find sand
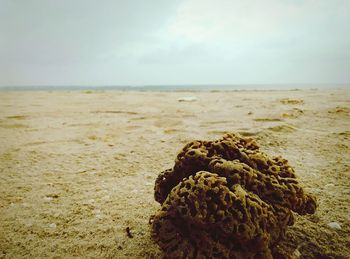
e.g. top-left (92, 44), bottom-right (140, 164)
top-left (0, 89), bottom-right (349, 258)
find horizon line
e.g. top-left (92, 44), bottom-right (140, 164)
top-left (0, 83), bottom-right (349, 88)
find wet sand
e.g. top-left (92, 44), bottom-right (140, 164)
top-left (0, 89), bottom-right (349, 258)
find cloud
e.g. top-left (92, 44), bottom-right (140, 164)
top-left (0, 0), bottom-right (349, 85)
top-left (165, 0), bottom-right (349, 44)
top-left (0, 0), bottom-right (181, 65)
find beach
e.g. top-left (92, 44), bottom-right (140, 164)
top-left (0, 89), bottom-right (349, 258)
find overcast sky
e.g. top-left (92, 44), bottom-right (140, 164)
top-left (0, 0), bottom-right (349, 86)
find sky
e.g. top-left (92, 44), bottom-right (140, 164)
top-left (0, 0), bottom-right (349, 87)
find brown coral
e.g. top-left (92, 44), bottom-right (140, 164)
top-left (152, 133), bottom-right (317, 258)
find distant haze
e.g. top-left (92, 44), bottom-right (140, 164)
top-left (1, 0), bottom-right (349, 87)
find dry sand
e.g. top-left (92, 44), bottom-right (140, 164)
top-left (0, 89), bottom-right (349, 258)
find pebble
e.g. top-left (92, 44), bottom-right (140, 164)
top-left (328, 222), bottom-right (341, 230)
top-left (43, 197), bottom-right (53, 202)
top-left (49, 223), bottom-right (57, 229)
top-left (177, 96), bottom-right (198, 102)
top-left (26, 222), bottom-right (33, 227)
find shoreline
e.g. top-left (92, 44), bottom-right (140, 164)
top-left (0, 84), bottom-right (348, 92)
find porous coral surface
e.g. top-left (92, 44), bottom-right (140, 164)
top-left (152, 133), bottom-right (317, 258)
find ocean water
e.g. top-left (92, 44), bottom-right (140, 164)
top-left (0, 84), bottom-right (348, 91)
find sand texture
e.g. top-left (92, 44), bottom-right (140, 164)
top-left (0, 89), bottom-right (349, 258)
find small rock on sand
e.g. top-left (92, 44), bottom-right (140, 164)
top-left (49, 223), bottom-right (57, 229)
top-left (95, 214), bottom-right (103, 219)
top-left (328, 222), bottom-right (341, 230)
top-left (177, 96), bottom-right (198, 102)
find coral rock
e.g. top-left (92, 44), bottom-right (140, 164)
top-left (152, 133), bottom-right (317, 258)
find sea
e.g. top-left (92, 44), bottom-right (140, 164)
top-left (0, 84), bottom-right (348, 91)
